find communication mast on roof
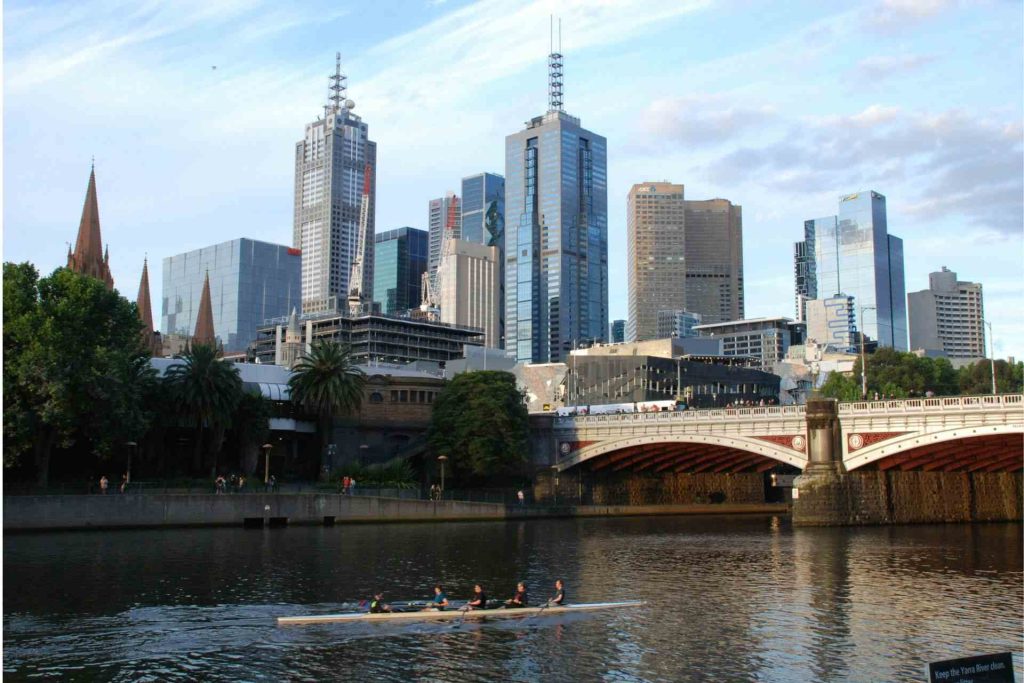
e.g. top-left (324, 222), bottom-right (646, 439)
top-left (324, 52), bottom-right (349, 118)
top-left (548, 16), bottom-right (563, 113)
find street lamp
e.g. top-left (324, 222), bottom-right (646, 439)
top-left (985, 321), bottom-right (997, 395)
top-left (437, 455), bottom-right (448, 498)
top-left (551, 465), bottom-right (559, 505)
top-left (262, 443), bottom-right (273, 486)
top-left (859, 305), bottom-right (877, 400)
top-left (125, 441), bottom-right (137, 484)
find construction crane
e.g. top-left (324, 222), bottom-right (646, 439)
top-left (347, 163), bottom-right (373, 316)
top-left (420, 195), bottom-right (459, 320)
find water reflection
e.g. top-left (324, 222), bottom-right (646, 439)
top-left (4, 517), bottom-right (1021, 682)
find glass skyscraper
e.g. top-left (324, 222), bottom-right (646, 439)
top-left (372, 227), bottom-right (428, 315)
top-left (504, 58), bottom-right (608, 363)
top-left (461, 173), bottom-right (505, 249)
top-left (804, 191), bottom-right (907, 350)
top-left (162, 238), bottom-right (301, 352)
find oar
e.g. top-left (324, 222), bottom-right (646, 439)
top-left (526, 599), bottom-right (553, 621)
top-left (450, 602), bottom-right (472, 628)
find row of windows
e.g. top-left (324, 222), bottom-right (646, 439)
top-left (367, 389), bottom-right (438, 404)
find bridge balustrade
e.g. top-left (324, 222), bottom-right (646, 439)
top-left (838, 394), bottom-right (1022, 414)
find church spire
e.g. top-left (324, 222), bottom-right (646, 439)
top-left (192, 271), bottom-right (216, 349)
top-left (67, 165), bottom-right (114, 289)
top-left (137, 258), bottom-right (160, 355)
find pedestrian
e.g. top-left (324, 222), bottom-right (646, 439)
top-left (350, 478), bottom-right (356, 496)
top-left (342, 475), bottom-right (351, 495)
top-left (238, 475), bottom-right (246, 493)
top-left (120, 473), bottom-right (128, 494)
top-left (99, 475), bottom-right (109, 495)
top-left (517, 490), bottom-right (525, 506)
top-left (268, 474), bottom-right (277, 492)
top-left (215, 475), bottom-right (226, 494)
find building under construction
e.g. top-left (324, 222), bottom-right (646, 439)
top-left (252, 310), bottom-right (483, 367)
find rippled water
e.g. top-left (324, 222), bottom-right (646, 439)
top-left (4, 516), bottom-right (1022, 682)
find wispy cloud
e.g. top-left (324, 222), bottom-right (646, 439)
top-left (854, 53), bottom-right (937, 80)
top-left (861, 0), bottom-right (957, 32)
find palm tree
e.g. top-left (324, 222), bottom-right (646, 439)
top-left (288, 340), bottom-right (366, 480)
top-left (164, 343), bottom-right (242, 477)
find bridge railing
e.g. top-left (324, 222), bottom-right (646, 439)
top-left (554, 404), bottom-right (806, 425)
top-left (838, 394), bottom-right (1023, 414)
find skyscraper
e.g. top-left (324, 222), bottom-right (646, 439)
top-left (372, 227), bottom-right (428, 315)
top-left (438, 240), bottom-right (502, 348)
top-left (627, 182), bottom-right (686, 341)
top-left (656, 310), bottom-right (702, 339)
top-left (683, 198), bottom-right (744, 324)
top-left (461, 173), bottom-right (505, 248)
top-left (610, 320), bottom-right (626, 343)
top-left (293, 54), bottom-right (376, 314)
top-left (504, 36), bottom-right (608, 363)
top-left (428, 193), bottom-right (461, 287)
top-left (806, 191), bottom-right (907, 350)
top-left (793, 238), bottom-right (816, 322)
top-left (908, 267), bottom-right (985, 361)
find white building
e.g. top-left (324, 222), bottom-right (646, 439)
top-left (656, 309), bottom-right (703, 339)
top-left (438, 240), bottom-right (502, 348)
top-left (806, 294), bottom-right (856, 352)
top-left (908, 267), bottom-right (985, 364)
top-left (694, 316), bottom-right (793, 371)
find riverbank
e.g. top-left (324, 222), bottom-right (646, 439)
top-left (2, 493), bottom-right (788, 532)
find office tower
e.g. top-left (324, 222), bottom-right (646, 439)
top-left (656, 310), bottom-right (703, 339)
top-left (908, 267), bottom-right (985, 361)
top-left (683, 198), bottom-right (744, 324)
top-left (293, 54), bottom-right (376, 314)
top-left (438, 240), bottom-right (502, 348)
top-left (807, 191), bottom-right (907, 350)
top-left (694, 317), bottom-right (793, 371)
top-left (66, 165), bottom-right (114, 290)
top-left (162, 238), bottom-right (301, 353)
top-left (461, 173), bottom-right (505, 248)
top-left (372, 227), bottom-right (428, 315)
top-left (610, 320), bottom-right (626, 343)
top-left (428, 193), bottom-right (461, 286)
top-left (626, 182), bottom-right (686, 341)
top-left (505, 36), bottom-right (608, 362)
top-left (806, 294), bottom-right (856, 352)
top-left (793, 238), bottom-right (816, 322)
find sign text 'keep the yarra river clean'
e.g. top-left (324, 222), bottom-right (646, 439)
top-left (928, 652), bottom-right (1015, 683)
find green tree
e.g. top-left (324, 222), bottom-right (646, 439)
top-left (164, 343), bottom-right (243, 477)
top-left (819, 371), bottom-right (861, 402)
top-left (427, 370), bottom-right (528, 483)
top-left (3, 264), bottom-right (153, 485)
top-left (288, 340), bottom-right (366, 480)
top-left (231, 389), bottom-right (271, 476)
top-left (958, 359), bottom-right (1024, 395)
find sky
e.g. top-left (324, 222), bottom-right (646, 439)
top-left (4, 0), bottom-right (1023, 358)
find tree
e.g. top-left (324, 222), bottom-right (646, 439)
top-left (958, 359), bottom-right (1024, 395)
top-left (819, 371), bottom-right (861, 402)
top-left (164, 343), bottom-right (243, 477)
top-left (427, 370), bottom-right (528, 484)
top-left (288, 340), bottom-right (365, 479)
top-left (231, 389), bottom-right (271, 476)
top-left (3, 264), bottom-right (153, 486)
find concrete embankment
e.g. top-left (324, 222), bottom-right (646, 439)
top-left (2, 494), bottom-right (789, 532)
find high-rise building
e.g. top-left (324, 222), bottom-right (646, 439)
top-left (461, 173), bottom-right (505, 248)
top-left (626, 182), bottom-right (686, 341)
top-left (908, 267), bottom-right (985, 361)
top-left (657, 310), bottom-right (703, 339)
top-left (505, 40), bottom-right (608, 363)
top-left (66, 165), bottom-right (114, 290)
top-left (694, 317), bottom-right (793, 371)
top-left (805, 191), bottom-right (907, 350)
top-left (372, 227), bottom-right (428, 315)
top-left (438, 240), bottom-right (502, 348)
top-left (793, 238), bottom-right (816, 322)
top-left (610, 320), bottom-right (626, 343)
top-left (683, 198), bottom-right (744, 324)
top-left (162, 238), bottom-right (301, 353)
top-left (293, 54), bottom-right (376, 314)
top-left (428, 193), bottom-right (461, 286)
top-left (806, 294), bottom-right (856, 352)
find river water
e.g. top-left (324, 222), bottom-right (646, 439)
top-left (4, 515), bottom-right (1022, 682)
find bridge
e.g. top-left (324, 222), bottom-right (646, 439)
top-left (550, 395), bottom-right (1023, 475)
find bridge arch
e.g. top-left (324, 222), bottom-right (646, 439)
top-left (556, 434), bottom-right (807, 473)
top-left (844, 424), bottom-right (1023, 472)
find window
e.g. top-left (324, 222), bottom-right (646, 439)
top-left (370, 392), bottom-right (383, 403)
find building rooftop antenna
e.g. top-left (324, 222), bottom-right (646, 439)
top-left (329, 51), bottom-right (347, 114)
top-left (548, 15), bottom-right (564, 113)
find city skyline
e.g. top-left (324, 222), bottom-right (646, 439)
top-left (4, 0), bottom-right (1022, 357)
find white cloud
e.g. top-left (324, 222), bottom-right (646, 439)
top-left (854, 53), bottom-right (937, 80)
top-left (862, 0), bottom-right (957, 31)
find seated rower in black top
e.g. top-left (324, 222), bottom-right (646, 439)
top-left (466, 584), bottom-right (487, 610)
top-left (369, 593), bottom-right (392, 614)
top-left (504, 582), bottom-right (528, 608)
top-left (550, 579), bottom-right (566, 606)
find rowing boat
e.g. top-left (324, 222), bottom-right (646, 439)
top-left (277, 600), bottom-right (644, 625)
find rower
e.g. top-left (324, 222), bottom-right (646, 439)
top-left (424, 584), bottom-right (449, 611)
top-left (466, 584), bottom-right (487, 610)
top-left (550, 579), bottom-right (566, 606)
top-left (369, 593), bottom-right (392, 614)
top-left (504, 582), bottom-right (528, 608)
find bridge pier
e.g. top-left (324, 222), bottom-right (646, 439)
top-left (793, 398), bottom-right (850, 526)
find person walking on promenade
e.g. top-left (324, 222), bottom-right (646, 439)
top-left (119, 473), bottom-right (128, 494)
top-left (342, 475), bottom-right (351, 495)
top-left (99, 475), bottom-right (109, 494)
top-left (350, 478), bottom-right (356, 496)
top-left (517, 490), bottom-right (525, 506)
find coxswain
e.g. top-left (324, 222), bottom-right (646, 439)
top-left (550, 579), bottom-right (566, 606)
top-left (504, 582), bottom-right (528, 608)
top-left (466, 584), bottom-right (488, 610)
top-left (424, 584), bottom-right (449, 611)
top-left (369, 593), bottom-right (392, 614)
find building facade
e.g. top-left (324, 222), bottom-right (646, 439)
top-left (372, 227), bottom-right (428, 315)
top-left (657, 309), bottom-right (703, 339)
top-left (793, 238), bottom-right (816, 322)
top-left (505, 52), bottom-right (608, 363)
top-left (428, 193), bottom-right (461, 287)
top-left (438, 240), bottom-right (502, 348)
top-left (683, 198), bottom-right (744, 324)
top-left (461, 173), bottom-right (505, 249)
top-left (805, 191), bottom-right (907, 350)
top-left (694, 317), bottom-right (793, 372)
top-left (626, 182), bottom-right (686, 341)
top-left (806, 294), bottom-right (856, 352)
top-left (293, 58), bottom-right (376, 314)
top-left (908, 267), bottom-right (985, 361)
top-left (162, 238), bottom-right (301, 352)
top-left (610, 320), bottom-right (626, 343)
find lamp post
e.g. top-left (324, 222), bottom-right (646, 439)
top-left (986, 321), bottom-right (997, 395)
top-left (262, 443), bottom-right (273, 486)
top-left (125, 441), bottom-right (137, 484)
top-left (551, 465), bottom-right (559, 505)
top-left (859, 305), bottom-right (876, 400)
top-left (437, 455), bottom-right (448, 498)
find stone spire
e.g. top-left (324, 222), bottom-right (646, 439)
top-left (192, 271), bottom-right (216, 348)
top-left (136, 258), bottom-right (160, 355)
top-left (67, 165), bottom-right (114, 289)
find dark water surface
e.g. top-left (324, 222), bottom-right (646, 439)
top-left (4, 516), bottom-right (1022, 682)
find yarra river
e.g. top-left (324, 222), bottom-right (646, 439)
top-left (4, 515), bottom-right (1022, 682)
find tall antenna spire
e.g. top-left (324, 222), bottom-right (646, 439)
top-left (329, 51), bottom-right (347, 114)
top-left (548, 16), bottom-right (564, 113)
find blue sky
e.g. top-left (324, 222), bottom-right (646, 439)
top-left (4, 0), bottom-right (1022, 358)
